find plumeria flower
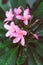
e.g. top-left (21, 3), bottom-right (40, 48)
top-left (13, 28), bottom-right (27, 46)
top-left (4, 22), bottom-right (19, 38)
top-left (16, 8), bottom-right (32, 25)
top-left (14, 7), bottom-right (22, 15)
top-left (32, 33), bottom-right (39, 40)
top-left (4, 8), bottom-right (14, 23)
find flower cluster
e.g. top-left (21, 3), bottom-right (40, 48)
top-left (4, 7), bottom-right (39, 46)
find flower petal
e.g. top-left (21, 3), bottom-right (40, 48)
top-left (21, 36), bottom-right (25, 46)
top-left (4, 24), bottom-right (10, 30)
top-left (23, 19), bottom-right (28, 25)
top-left (10, 22), bottom-right (15, 27)
top-left (4, 18), bottom-right (9, 22)
top-left (23, 9), bottom-right (29, 16)
top-left (5, 31), bottom-right (10, 37)
top-left (27, 15), bottom-right (32, 19)
top-left (33, 33), bottom-right (39, 40)
top-left (16, 15), bottom-right (24, 20)
top-left (6, 11), bottom-right (9, 17)
top-left (13, 37), bottom-right (21, 43)
top-left (22, 30), bottom-right (27, 36)
top-left (11, 32), bottom-right (20, 37)
top-left (14, 8), bottom-right (22, 15)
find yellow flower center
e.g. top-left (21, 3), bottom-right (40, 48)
top-left (20, 32), bottom-right (22, 36)
top-left (24, 17), bottom-right (26, 20)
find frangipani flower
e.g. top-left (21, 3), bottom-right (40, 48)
top-left (16, 9), bottom-right (32, 25)
top-left (4, 22), bottom-right (19, 38)
top-left (13, 28), bottom-right (27, 46)
top-left (14, 7), bottom-right (22, 15)
top-left (4, 8), bottom-right (14, 23)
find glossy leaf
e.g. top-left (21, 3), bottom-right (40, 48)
top-left (0, 39), bottom-right (12, 48)
top-left (36, 45), bottom-right (43, 57)
top-left (27, 0), bottom-right (36, 8)
top-left (29, 47), bottom-right (43, 65)
top-left (31, 40), bottom-right (43, 49)
top-left (18, 0), bottom-right (26, 7)
top-left (36, 30), bottom-right (43, 36)
top-left (0, 46), bottom-right (19, 65)
top-left (16, 47), bottom-right (27, 65)
top-left (0, 21), bottom-right (4, 30)
top-left (10, 0), bottom-right (26, 9)
top-left (0, 21), bottom-right (5, 37)
top-left (0, 0), bottom-right (10, 12)
top-left (28, 48), bottom-right (35, 65)
top-left (34, 2), bottom-right (43, 18)
top-left (0, 30), bottom-right (5, 37)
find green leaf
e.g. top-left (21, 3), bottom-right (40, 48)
top-left (28, 49), bottom-right (35, 65)
top-left (36, 45), bottom-right (43, 57)
top-left (36, 30), bottom-right (43, 36)
top-left (0, 0), bottom-right (10, 12)
top-left (10, 0), bottom-right (18, 8)
top-left (0, 39), bottom-right (12, 49)
top-left (29, 40), bottom-right (43, 57)
top-left (31, 40), bottom-right (43, 49)
top-left (10, 0), bottom-right (26, 9)
top-left (0, 21), bottom-right (4, 30)
top-left (0, 46), bottom-right (19, 65)
top-left (34, 2), bottom-right (43, 18)
top-left (0, 7), bottom-right (5, 21)
top-left (16, 47), bottom-right (27, 65)
top-left (18, 0), bottom-right (26, 7)
top-left (0, 29), bottom-right (5, 38)
top-left (27, 0), bottom-right (36, 8)
top-left (29, 47), bottom-right (43, 65)
top-left (0, 21), bottom-right (6, 37)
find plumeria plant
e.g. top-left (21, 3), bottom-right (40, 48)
top-left (4, 7), bottom-right (39, 46)
top-left (0, 0), bottom-right (43, 65)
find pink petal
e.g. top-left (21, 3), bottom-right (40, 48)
top-left (14, 7), bottom-right (22, 15)
top-left (4, 24), bottom-right (10, 30)
top-left (16, 28), bottom-right (22, 33)
top-left (10, 8), bottom-right (14, 17)
top-left (23, 19), bottom-right (28, 25)
top-left (13, 37), bottom-right (21, 43)
top-left (10, 8), bottom-right (12, 14)
top-left (6, 11), bottom-right (9, 17)
top-left (27, 15), bottom-right (32, 19)
top-left (22, 30), bottom-right (27, 36)
top-left (6, 8), bottom-right (14, 18)
top-left (10, 22), bottom-right (15, 27)
top-left (4, 17), bottom-right (13, 22)
top-left (16, 15), bottom-right (24, 20)
top-left (5, 31), bottom-right (10, 37)
top-left (21, 36), bottom-right (25, 46)
top-left (17, 7), bottom-right (22, 14)
top-left (11, 32), bottom-right (20, 37)
top-left (4, 18), bottom-right (9, 22)
top-left (33, 34), bottom-right (39, 40)
top-left (23, 9), bottom-right (29, 16)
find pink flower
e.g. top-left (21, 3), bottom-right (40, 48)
top-left (4, 22), bottom-right (19, 38)
top-left (13, 29), bottom-right (27, 46)
top-left (4, 8), bottom-right (14, 23)
top-left (32, 33), bottom-right (39, 40)
top-left (16, 8), bottom-right (32, 25)
top-left (14, 7), bottom-right (22, 15)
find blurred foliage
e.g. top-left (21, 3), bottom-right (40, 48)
top-left (0, 0), bottom-right (43, 65)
